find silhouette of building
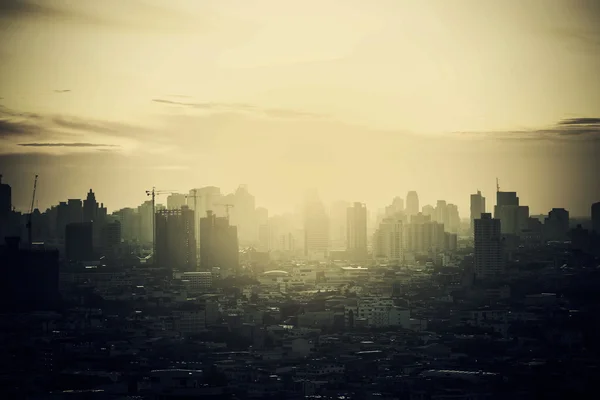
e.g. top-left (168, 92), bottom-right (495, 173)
top-left (67, 199), bottom-right (83, 225)
top-left (544, 208), bottom-right (570, 241)
top-left (405, 191), bottom-right (419, 217)
top-left (347, 202), bottom-right (367, 261)
top-left (65, 222), bottom-right (94, 262)
top-left (474, 213), bottom-right (504, 280)
top-left (404, 213), bottom-right (445, 254)
top-left (470, 190), bottom-right (486, 232)
top-left (373, 217), bottom-right (403, 263)
top-left (189, 186), bottom-right (223, 250)
top-left (83, 189), bottom-right (98, 223)
top-left (422, 204), bottom-right (435, 217)
top-left (592, 202), bottom-right (600, 234)
top-left (447, 203), bottom-right (460, 233)
top-left (0, 237), bottom-right (59, 313)
top-left (100, 221), bottom-right (121, 258)
top-left (0, 176), bottom-right (11, 241)
top-left (167, 193), bottom-right (187, 210)
top-left (304, 194), bottom-right (329, 259)
top-left (329, 200), bottom-right (350, 250)
top-left (200, 210), bottom-right (239, 277)
top-left (494, 191), bottom-right (529, 235)
top-left (155, 206), bottom-right (197, 271)
top-left (435, 200), bottom-right (448, 227)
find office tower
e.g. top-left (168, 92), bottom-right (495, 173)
top-left (330, 200), bottom-right (350, 249)
top-left (155, 206), bottom-right (197, 271)
top-left (544, 208), bottom-right (570, 241)
top-left (304, 193), bottom-right (329, 259)
top-left (83, 189), bottom-right (98, 222)
top-left (447, 204), bottom-right (460, 233)
top-left (470, 191), bottom-right (486, 231)
top-left (231, 185), bottom-right (257, 245)
top-left (66, 199), bottom-right (83, 225)
top-left (444, 232), bottom-right (458, 251)
top-left (474, 213), bottom-right (504, 280)
top-left (189, 186), bottom-right (223, 250)
top-left (347, 202), bottom-right (368, 261)
top-left (0, 176), bottom-right (11, 241)
top-left (137, 200), bottom-right (154, 243)
top-left (0, 237), bottom-right (60, 313)
top-left (65, 222), bottom-right (94, 262)
top-left (434, 200), bottom-right (449, 227)
top-left (113, 207), bottom-right (140, 241)
top-left (494, 190), bottom-right (528, 235)
top-left (405, 214), bottom-right (445, 254)
top-left (200, 210), bottom-right (239, 277)
top-left (167, 193), bottom-right (187, 210)
top-left (405, 191), bottom-right (419, 217)
top-left (100, 221), bottom-right (121, 258)
top-left (592, 202), bottom-right (600, 234)
top-left (422, 204), bottom-right (435, 217)
top-left (373, 218), bottom-right (403, 263)
top-left (385, 197), bottom-right (404, 217)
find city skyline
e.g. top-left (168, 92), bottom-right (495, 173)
top-left (1, 0), bottom-right (599, 215)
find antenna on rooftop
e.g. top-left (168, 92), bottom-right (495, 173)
top-left (496, 178), bottom-right (500, 193)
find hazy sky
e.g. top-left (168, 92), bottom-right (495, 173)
top-left (0, 0), bottom-right (599, 216)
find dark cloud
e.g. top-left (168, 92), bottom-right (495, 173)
top-left (152, 98), bottom-right (327, 120)
top-left (18, 142), bottom-right (119, 148)
top-left (53, 89), bottom-right (71, 93)
top-left (456, 117), bottom-right (600, 142)
top-left (0, 118), bottom-right (39, 137)
top-left (51, 116), bottom-right (123, 135)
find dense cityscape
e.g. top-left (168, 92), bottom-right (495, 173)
top-left (1, 176), bottom-right (600, 399)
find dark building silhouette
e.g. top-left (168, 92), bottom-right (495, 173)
top-left (100, 221), bottom-right (121, 258)
top-left (65, 222), bottom-right (94, 262)
top-left (83, 189), bottom-right (98, 223)
top-left (470, 190), bottom-right (486, 232)
top-left (0, 175), bottom-right (11, 241)
top-left (494, 190), bottom-right (529, 235)
top-left (544, 208), bottom-right (570, 241)
top-left (474, 213), bottom-right (503, 280)
top-left (200, 210), bottom-right (238, 277)
top-left (155, 206), bottom-right (197, 271)
top-left (347, 202), bottom-right (367, 261)
top-left (0, 237), bottom-right (59, 313)
top-left (592, 202), bottom-right (600, 234)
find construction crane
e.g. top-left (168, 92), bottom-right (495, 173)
top-left (216, 203), bottom-right (235, 220)
top-left (26, 174), bottom-right (38, 248)
top-left (496, 177), bottom-right (500, 193)
top-left (145, 187), bottom-right (176, 261)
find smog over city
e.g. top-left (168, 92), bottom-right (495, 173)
top-left (0, 1), bottom-right (599, 399)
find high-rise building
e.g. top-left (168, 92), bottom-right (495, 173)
top-left (435, 200), bottom-right (448, 226)
top-left (200, 210), bottom-right (239, 277)
top-left (406, 191), bottom-right (419, 217)
top-left (167, 193), bottom-right (187, 210)
top-left (592, 202), bottom-right (600, 234)
top-left (0, 176), bottom-right (12, 241)
top-left (155, 206), bottom-right (197, 271)
top-left (189, 186), bottom-right (223, 250)
top-left (137, 201), bottom-right (154, 243)
top-left (83, 189), bottom-right (98, 223)
top-left (447, 204), bottom-right (460, 233)
top-left (385, 197), bottom-right (404, 217)
top-left (329, 200), bottom-right (351, 250)
top-left (544, 208), bottom-right (570, 241)
top-left (304, 193), bottom-right (329, 259)
top-left (373, 218), bottom-right (403, 263)
top-left (100, 221), bottom-right (122, 258)
top-left (65, 222), bottom-right (94, 262)
top-left (231, 185), bottom-right (257, 245)
top-left (405, 213), bottom-right (445, 254)
top-left (474, 213), bottom-right (503, 280)
top-left (494, 191), bottom-right (528, 235)
top-left (422, 204), bottom-right (435, 217)
top-left (470, 191), bottom-right (486, 231)
top-left (347, 202), bottom-right (367, 261)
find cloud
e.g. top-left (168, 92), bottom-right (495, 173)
top-left (18, 142), bottom-right (119, 148)
top-left (151, 98), bottom-right (327, 120)
top-left (455, 117), bottom-right (600, 142)
top-left (53, 89), bottom-right (71, 93)
top-left (0, 118), bottom-right (40, 137)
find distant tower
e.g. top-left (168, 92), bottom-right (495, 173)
top-left (474, 213), bottom-right (504, 280)
top-left (470, 190), bottom-right (486, 233)
top-left (155, 206), bottom-right (197, 271)
top-left (405, 191), bottom-right (419, 217)
top-left (347, 202), bottom-right (367, 262)
top-left (544, 208), bottom-right (570, 241)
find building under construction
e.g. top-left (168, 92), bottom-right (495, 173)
top-left (200, 210), bottom-right (239, 277)
top-left (155, 206), bottom-right (197, 271)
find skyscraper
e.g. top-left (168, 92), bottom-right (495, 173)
top-left (65, 222), bottom-right (94, 262)
top-left (405, 213), bottom-right (445, 254)
top-left (494, 190), bottom-right (528, 235)
top-left (83, 189), bottom-right (98, 223)
top-left (200, 210), bottom-right (239, 277)
top-left (544, 208), bottom-right (570, 241)
top-left (474, 213), bottom-right (503, 280)
top-left (405, 191), bottom-right (419, 217)
top-left (470, 190), bottom-right (486, 232)
top-left (592, 202), bottom-right (600, 234)
top-left (155, 206), bottom-right (197, 271)
top-left (347, 202), bottom-right (367, 261)
top-left (0, 176), bottom-right (11, 241)
top-left (373, 217), bottom-right (403, 263)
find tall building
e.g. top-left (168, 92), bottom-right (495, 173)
top-left (422, 204), bottom-right (435, 217)
top-left (544, 208), bottom-right (570, 241)
top-left (474, 213), bottom-right (503, 280)
top-left (435, 200), bottom-right (449, 227)
top-left (347, 202), bottom-right (368, 261)
top-left (0, 237), bottom-right (60, 313)
top-left (189, 186), bottom-right (223, 250)
top-left (385, 197), bottom-right (404, 217)
top-left (200, 210), bottom-right (239, 277)
top-left (329, 200), bottom-right (351, 250)
top-left (494, 190), bottom-right (528, 235)
top-left (137, 200), bottom-right (154, 243)
top-left (83, 189), bottom-right (98, 223)
top-left (405, 191), bottom-right (419, 217)
top-left (405, 214), bottom-right (445, 254)
top-left (155, 206), bottom-right (197, 271)
top-left (65, 222), bottom-right (94, 262)
top-left (447, 204), bottom-right (460, 233)
top-left (230, 185), bottom-right (257, 245)
top-left (100, 221), bottom-right (122, 258)
top-left (470, 191), bottom-right (486, 231)
top-left (592, 202), bottom-right (600, 234)
top-left (0, 176), bottom-right (11, 241)
top-left (373, 218), bottom-right (403, 263)
top-left (304, 194), bottom-right (329, 259)
top-left (66, 199), bottom-right (83, 225)
top-left (167, 193), bottom-right (187, 210)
